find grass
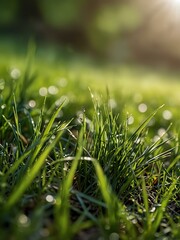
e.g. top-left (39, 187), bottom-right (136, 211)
top-left (0, 42), bottom-right (179, 239)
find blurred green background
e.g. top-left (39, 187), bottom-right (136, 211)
top-left (1, 0), bottom-right (180, 65)
top-left (0, 0), bottom-right (139, 59)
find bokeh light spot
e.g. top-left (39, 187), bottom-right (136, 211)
top-left (39, 87), bottom-right (48, 96)
top-left (108, 98), bottom-right (117, 109)
top-left (48, 85), bottom-right (58, 95)
top-left (28, 100), bottom-right (36, 108)
top-left (55, 95), bottom-right (69, 106)
top-left (46, 194), bottom-right (55, 203)
top-left (138, 103), bottom-right (147, 113)
top-left (10, 68), bottom-right (21, 79)
top-left (158, 128), bottom-right (166, 137)
top-left (1, 104), bottom-right (6, 109)
top-left (162, 110), bottom-right (172, 120)
top-left (109, 232), bottom-right (119, 240)
top-left (153, 135), bottom-right (161, 142)
top-left (18, 214), bottom-right (30, 227)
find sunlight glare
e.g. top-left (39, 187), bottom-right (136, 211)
top-left (159, 0), bottom-right (180, 6)
top-left (163, 0), bottom-right (180, 11)
top-left (173, 0), bottom-right (180, 5)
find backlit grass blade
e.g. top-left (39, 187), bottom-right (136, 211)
top-left (151, 179), bottom-right (177, 234)
top-left (4, 149), bottom-right (31, 178)
top-left (5, 122), bottom-right (67, 210)
top-left (141, 177), bottom-right (151, 230)
top-left (55, 128), bottom-right (84, 240)
top-left (167, 155), bottom-right (180, 172)
top-left (28, 101), bottom-right (66, 166)
top-left (129, 105), bottom-right (165, 141)
top-left (92, 158), bottom-right (137, 239)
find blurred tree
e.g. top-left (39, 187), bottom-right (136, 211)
top-left (0, 0), bottom-right (140, 60)
top-left (86, 2), bottom-right (140, 57)
top-left (18, 0), bottom-right (42, 23)
top-left (37, 0), bottom-right (84, 29)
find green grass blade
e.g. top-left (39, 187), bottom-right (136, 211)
top-left (151, 179), bottom-right (177, 233)
top-left (29, 101), bottom-right (66, 166)
top-left (141, 177), bottom-right (151, 230)
top-left (129, 105), bottom-right (164, 141)
top-left (5, 123), bottom-right (67, 210)
top-left (55, 128), bottom-right (84, 240)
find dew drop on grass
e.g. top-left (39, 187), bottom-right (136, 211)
top-left (55, 95), bottom-right (69, 106)
top-left (10, 68), bottom-right (21, 79)
top-left (1, 104), bottom-right (6, 109)
top-left (127, 116), bottom-right (134, 125)
top-left (132, 218), bottom-right (138, 224)
top-left (150, 206), bottom-right (156, 213)
top-left (162, 110), bottom-right (172, 120)
top-left (127, 214), bottom-right (138, 224)
top-left (134, 137), bottom-right (141, 144)
top-left (63, 162), bottom-right (69, 171)
top-left (51, 135), bottom-right (56, 140)
top-left (138, 103), bottom-right (147, 113)
top-left (90, 92), bottom-right (94, 98)
top-left (163, 227), bottom-right (172, 234)
top-left (39, 87), bottom-right (48, 96)
top-left (153, 135), bottom-right (160, 142)
top-left (46, 194), bottom-right (55, 203)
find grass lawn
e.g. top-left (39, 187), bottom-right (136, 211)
top-left (0, 40), bottom-right (179, 240)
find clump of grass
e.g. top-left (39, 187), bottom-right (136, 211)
top-left (0, 51), bottom-right (179, 240)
